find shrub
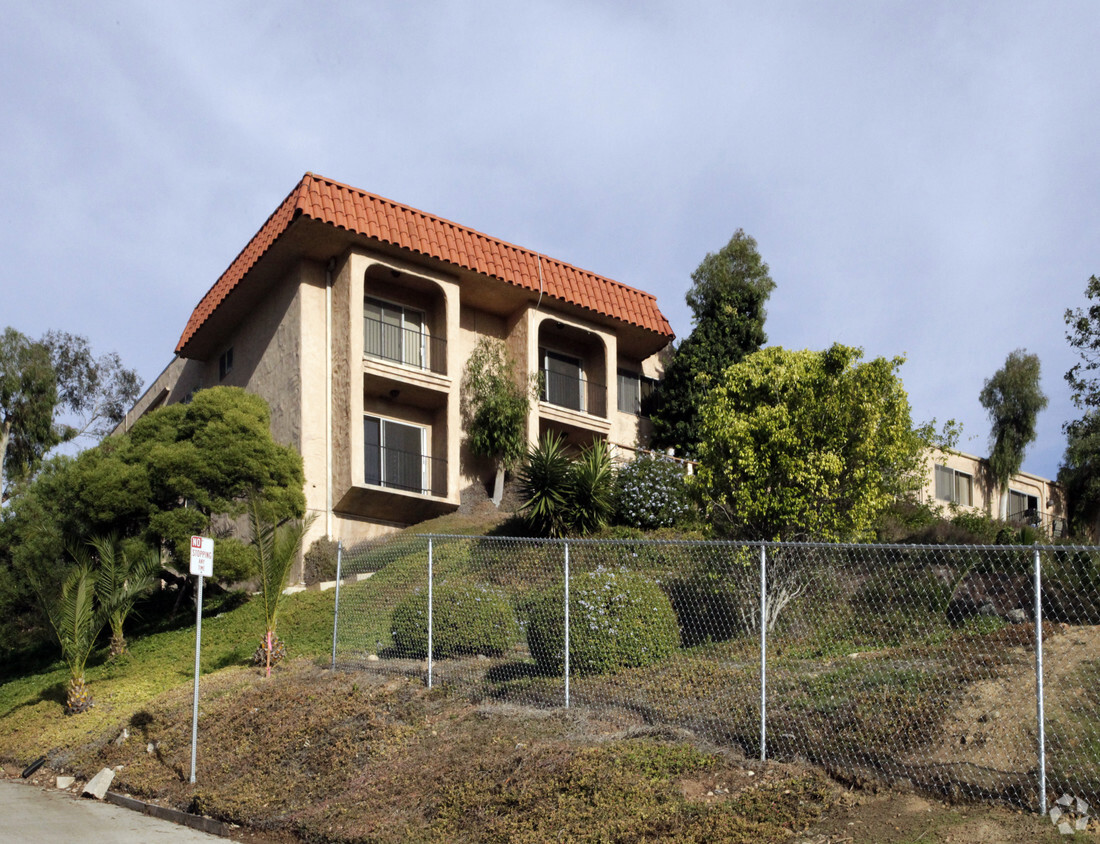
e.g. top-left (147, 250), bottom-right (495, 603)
top-left (518, 433), bottom-right (614, 537)
top-left (391, 581), bottom-right (519, 659)
top-left (213, 537), bottom-right (257, 585)
top-left (612, 455), bottom-right (691, 530)
top-left (303, 536), bottom-right (339, 585)
top-left (525, 568), bottom-right (679, 675)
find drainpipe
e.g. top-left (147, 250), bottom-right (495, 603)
top-left (325, 257), bottom-right (335, 540)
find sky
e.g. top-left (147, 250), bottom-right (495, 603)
top-left (2, 1), bottom-right (1098, 480)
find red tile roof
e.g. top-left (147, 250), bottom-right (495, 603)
top-left (176, 173), bottom-right (674, 354)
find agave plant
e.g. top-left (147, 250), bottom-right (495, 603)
top-left (42, 563), bottom-right (106, 714)
top-left (89, 535), bottom-right (161, 657)
top-left (248, 496), bottom-right (315, 676)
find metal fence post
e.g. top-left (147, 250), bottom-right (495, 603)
top-left (427, 537), bottom-right (434, 690)
top-left (564, 541), bottom-right (570, 709)
top-left (759, 543), bottom-right (768, 762)
top-left (1033, 544), bottom-right (1046, 814)
top-left (330, 540), bottom-right (343, 670)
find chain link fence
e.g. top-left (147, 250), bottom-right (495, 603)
top-left (331, 534), bottom-right (1100, 814)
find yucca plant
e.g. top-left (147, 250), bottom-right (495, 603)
top-left (248, 496), bottom-right (315, 676)
top-left (88, 535), bottom-right (161, 658)
top-left (518, 431), bottom-right (573, 537)
top-left (568, 438), bottom-right (614, 535)
top-left (41, 563), bottom-right (106, 714)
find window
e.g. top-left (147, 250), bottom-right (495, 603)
top-left (617, 369), bottom-right (656, 416)
top-left (1008, 490), bottom-right (1039, 521)
top-left (218, 347), bottom-right (233, 381)
top-left (934, 465), bottom-right (973, 506)
top-left (364, 416), bottom-right (426, 493)
top-left (541, 349), bottom-right (584, 411)
top-left (364, 298), bottom-right (425, 368)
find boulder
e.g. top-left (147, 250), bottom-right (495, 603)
top-left (82, 767), bottom-right (115, 800)
top-left (947, 572), bottom-right (1032, 624)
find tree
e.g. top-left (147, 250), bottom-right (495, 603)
top-left (651, 230), bottom-right (775, 456)
top-left (978, 349), bottom-right (1047, 520)
top-left (248, 496), bottom-right (315, 676)
top-left (0, 326), bottom-right (141, 501)
top-left (39, 561), bottom-right (106, 714)
top-left (0, 328), bottom-right (58, 498)
top-left (85, 534), bottom-right (161, 657)
top-left (1065, 275), bottom-right (1100, 408)
top-left (1059, 411), bottom-right (1100, 536)
top-left (462, 338), bottom-right (531, 506)
top-left (696, 344), bottom-right (926, 542)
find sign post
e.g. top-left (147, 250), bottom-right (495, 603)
top-left (188, 535), bottom-right (213, 785)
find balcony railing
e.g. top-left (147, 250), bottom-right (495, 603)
top-left (364, 317), bottom-right (446, 375)
top-left (540, 370), bottom-right (607, 418)
top-left (365, 446), bottom-right (447, 497)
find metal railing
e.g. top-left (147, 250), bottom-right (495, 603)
top-left (540, 370), bottom-right (607, 417)
top-left (332, 535), bottom-right (1100, 816)
top-left (365, 447), bottom-right (446, 497)
top-left (364, 317), bottom-right (446, 375)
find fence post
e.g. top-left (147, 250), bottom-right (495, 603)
top-left (564, 541), bottom-right (570, 709)
top-left (427, 537), bottom-right (434, 690)
top-left (759, 543), bottom-right (768, 762)
top-left (330, 540), bottom-right (343, 670)
top-left (1033, 543), bottom-right (1046, 814)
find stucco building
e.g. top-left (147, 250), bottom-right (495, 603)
top-left (119, 173), bottom-right (675, 547)
top-left (918, 447), bottom-right (1067, 538)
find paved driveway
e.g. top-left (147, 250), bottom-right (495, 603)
top-left (0, 779), bottom-right (223, 842)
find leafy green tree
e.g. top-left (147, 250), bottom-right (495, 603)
top-left (1, 328), bottom-right (58, 497)
top-left (1065, 275), bottom-right (1100, 408)
top-left (696, 344), bottom-right (925, 541)
top-left (248, 497), bottom-right (315, 676)
top-left (463, 338), bottom-right (531, 506)
top-left (0, 327), bottom-right (141, 500)
top-left (978, 349), bottom-right (1047, 519)
top-left (1059, 411), bottom-right (1100, 536)
top-left (651, 231), bottom-right (775, 456)
top-left (39, 561), bottom-right (106, 714)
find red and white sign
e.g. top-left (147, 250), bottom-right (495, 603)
top-left (189, 536), bottom-right (214, 577)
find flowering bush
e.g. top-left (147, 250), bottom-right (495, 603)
top-left (612, 455), bottom-right (692, 530)
top-left (525, 567), bottom-right (679, 675)
top-left (391, 581), bottom-right (519, 658)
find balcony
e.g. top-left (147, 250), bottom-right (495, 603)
top-left (364, 316), bottom-right (446, 375)
top-left (365, 445), bottom-right (447, 498)
top-left (541, 370), bottom-right (607, 418)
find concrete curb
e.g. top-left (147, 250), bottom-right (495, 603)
top-left (104, 791), bottom-right (231, 837)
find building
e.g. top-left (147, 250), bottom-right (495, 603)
top-left (119, 173), bottom-right (675, 548)
top-left (919, 447), bottom-right (1067, 537)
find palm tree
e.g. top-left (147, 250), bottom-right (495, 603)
top-left (41, 563), bottom-right (105, 714)
top-left (89, 535), bottom-right (161, 657)
top-left (248, 496), bottom-right (315, 676)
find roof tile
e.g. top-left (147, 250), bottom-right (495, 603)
top-left (177, 173), bottom-right (674, 353)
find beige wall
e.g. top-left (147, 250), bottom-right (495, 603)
top-left (118, 238), bottom-right (670, 572)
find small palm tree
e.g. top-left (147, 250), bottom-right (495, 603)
top-left (41, 563), bottom-right (105, 714)
top-left (248, 496), bottom-right (315, 676)
top-left (518, 431), bottom-right (573, 537)
top-left (89, 535), bottom-right (161, 657)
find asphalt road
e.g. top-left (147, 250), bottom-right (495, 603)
top-left (0, 778), bottom-right (224, 842)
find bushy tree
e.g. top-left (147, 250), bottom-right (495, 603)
top-left (0, 327), bottom-right (140, 500)
top-left (696, 344), bottom-right (925, 541)
top-left (978, 349), bottom-right (1047, 519)
top-left (1061, 277), bottom-right (1100, 536)
top-left (651, 231), bottom-right (775, 456)
top-left (463, 338), bottom-right (532, 506)
top-left (1065, 275), bottom-right (1100, 408)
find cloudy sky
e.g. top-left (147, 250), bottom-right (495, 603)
top-left (3, 2), bottom-right (1097, 479)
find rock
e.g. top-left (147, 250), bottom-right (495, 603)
top-left (947, 573), bottom-right (1032, 623)
top-left (1057, 793), bottom-right (1074, 807)
top-left (146, 742), bottom-right (156, 754)
top-left (1058, 820), bottom-right (1074, 834)
top-left (114, 727), bottom-right (129, 745)
top-left (1076, 817), bottom-right (1089, 832)
top-left (82, 767), bottom-right (115, 800)
top-left (1006, 608), bottom-right (1028, 624)
top-left (1077, 797), bottom-right (1090, 814)
top-left (367, 654), bottom-right (379, 662)
top-left (1051, 807), bottom-right (1063, 824)
top-left (55, 776), bottom-right (74, 789)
